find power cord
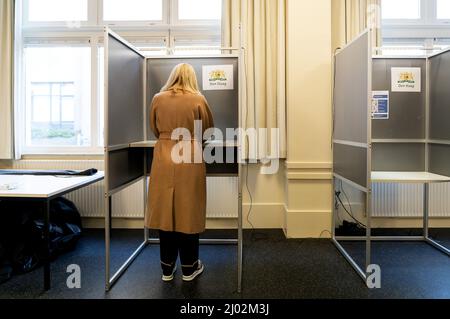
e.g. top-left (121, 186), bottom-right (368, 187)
top-left (335, 181), bottom-right (367, 229)
top-left (319, 230), bottom-right (332, 238)
top-left (245, 159), bottom-right (255, 230)
top-left (241, 38), bottom-right (268, 242)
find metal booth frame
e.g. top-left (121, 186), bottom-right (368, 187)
top-left (331, 30), bottom-right (450, 285)
top-left (103, 28), bottom-right (244, 293)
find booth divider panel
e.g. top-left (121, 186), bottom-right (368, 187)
top-left (108, 148), bottom-right (145, 190)
top-left (429, 144), bottom-right (450, 177)
top-left (372, 58), bottom-right (426, 139)
top-left (430, 51), bottom-right (450, 140)
top-left (372, 143), bottom-right (425, 172)
top-left (144, 147), bottom-right (238, 175)
top-left (146, 57), bottom-right (239, 141)
top-left (333, 32), bottom-right (369, 144)
top-left (107, 35), bottom-right (144, 147)
top-left (333, 143), bottom-right (368, 188)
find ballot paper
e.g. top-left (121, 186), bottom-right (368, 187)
top-left (0, 183), bottom-right (19, 191)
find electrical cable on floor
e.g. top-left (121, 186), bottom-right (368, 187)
top-left (244, 160), bottom-right (269, 242)
top-left (335, 180), bottom-right (367, 228)
top-left (319, 230), bottom-right (332, 238)
top-left (335, 196), bottom-right (343, 224)
top-left (241, 43), bottom-right (268, 242)
top-left (340, 180), bottom-right (354, 215)
top-left (245, 158), bottom-right (255, 230)
top-left (241, 42), bottom-right (255, 236)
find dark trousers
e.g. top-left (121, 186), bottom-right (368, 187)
top-left (159, 230), bottom-right (200, 275)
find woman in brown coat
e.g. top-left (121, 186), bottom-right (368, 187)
top-left (145, 63), bottom-right (214, 282)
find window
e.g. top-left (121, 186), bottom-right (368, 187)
top-left (24, 46), bottom-right (91, 148)
top-left (27, 0), bottom-right (88, 22)
top-left (382, 0), bottom-right (421, 20)
top-left (31, 82), bottom-right (75, 126)
top-left (177, 0), bottom-right (222, 21)
top-left (381, 0), bottom-right (450, 54)
top-left (18, 0), bottom-right (222, 155)
top-left (437, 0), bottom-right (450, 20)
top-left (103, 0), bottom-right (163, 22)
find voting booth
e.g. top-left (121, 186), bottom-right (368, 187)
top-left (332, 30), bottom-right (450, 284)
top-left (103, 28), bottom-right (243, 292)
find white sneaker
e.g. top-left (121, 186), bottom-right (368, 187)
top-left (162, 266), bottom-right (177, 282)
top-left (182, 260), bottom-right (204, 282)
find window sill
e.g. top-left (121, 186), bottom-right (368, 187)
top-left (383, 24), bottom-right (450, 39)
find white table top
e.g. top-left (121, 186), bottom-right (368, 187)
top-left (0, 172), bottom-right (104, 199)
top-left (129, 141), bottom-right (157, 148)
top-left (371, 171), bottom-right (450, 183)
top-left (129, 140), bottom-right (239, 148)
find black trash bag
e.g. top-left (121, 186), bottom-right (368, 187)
top-left (0, 197), bottom-right (83, 276)
top-left (49, 197), bottom-right (82, 230)
top-left (0, 243), bottom-right (13, 284)
top-left (32, 220), bottom-right (81, 258)
top-left (0, 201), bottom-right (41, 274)
top-left (48, 197), bottom-right (83, 256)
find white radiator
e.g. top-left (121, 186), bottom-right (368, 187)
top-left (12, 160), bottom-right (238, 219)
top-left (372, 183), bottom-right (450, 217)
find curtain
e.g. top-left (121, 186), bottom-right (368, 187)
top-left (222, 0), bottom-right (287, 160)
top-left (0, 0), bottom-right (14, 159)
top-left (332, 0), bottom-right (381, 51)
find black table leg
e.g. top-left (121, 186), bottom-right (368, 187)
top-left (43, 199), bottom-right (51, 291)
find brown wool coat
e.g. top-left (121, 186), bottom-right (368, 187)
top-left (145, 91), bottom-right (214, 234)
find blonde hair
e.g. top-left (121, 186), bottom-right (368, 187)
top-left (161, 63), bottom-right (201, 94)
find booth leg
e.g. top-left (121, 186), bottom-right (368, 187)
top-left (237, 188), bottom-right (243, 294)
top-left (423, 183), bottom-right (430, 239)
top-left (423, 183), bottom-right (450, 256)
top-left (331, 178), bottom-right (336, 239)
top-left (143, 151), bottom-right (149, 243)
top-left (105, 195), bottom-right (112, 292)
top-left (331, 177), bottom-right (369, 285)
top-left (236, 162), bottom-right (243, 294)
top-left (365, 190), bottom-right (372, 285)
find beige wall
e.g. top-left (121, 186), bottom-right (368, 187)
top-left (284, 0), bottom-right (333, 238)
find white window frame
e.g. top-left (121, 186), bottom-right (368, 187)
top-left (381, 0), bottom-right (426, 25)
top-left (22, 0), bottom-right (97, 28)
top-left (383, 0), bottom-right (450, 39)
top-left (17, 0), bottom-right (222, 156)
top-left (434, 0), bottom-right (450, 24)
top-left (19, 36), bottom-right (103, 155)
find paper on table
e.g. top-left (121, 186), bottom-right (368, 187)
top-left (0, 183), bottom-right (19, 190)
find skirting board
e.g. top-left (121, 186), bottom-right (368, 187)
top-left (284, 209), bottom-right (332, 239)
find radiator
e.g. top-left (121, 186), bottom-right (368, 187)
top-left (13, 160), bottom-right (238, 219)
top-left (372, 183), bottom-right (450, 217)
